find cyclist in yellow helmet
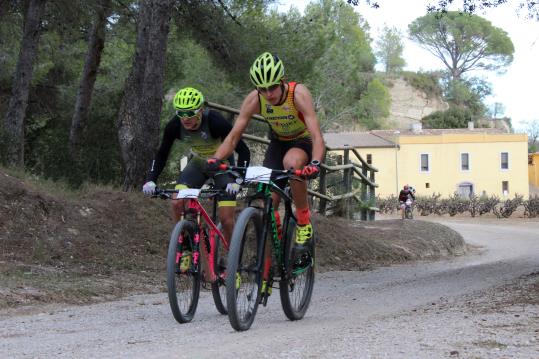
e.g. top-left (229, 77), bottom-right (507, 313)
top-left (210, 52), bottom-right (325, 261)
top-left (142, 87), bottom-right (250, 242)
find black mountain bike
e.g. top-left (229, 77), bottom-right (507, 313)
top-left (220, 165), bottom-right (316, 331)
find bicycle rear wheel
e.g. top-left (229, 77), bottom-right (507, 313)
top-left (279, 219), bottom-right (315, 321)
top-left (211, 223), bottom-right (228, 315)
top-left (167, 220), bottom-right (200, 323)
top-left (225, 207), bottom-right (264, 331)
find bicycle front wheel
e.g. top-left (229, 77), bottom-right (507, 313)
top-left (211, 223), bottom-right (228, 315)
top-left (279, 219), bottom-right (315, 321)
top-left (167, 220), bottom-right (200, 323)
top-left (405, 207), bottom-right (413, 219)
top-left (226, 207), bottom-right (264, 331)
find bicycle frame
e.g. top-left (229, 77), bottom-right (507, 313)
top-left (159, 189), bottom-right (229, 283)
top-left (251, 183), bottom-right (294, 275)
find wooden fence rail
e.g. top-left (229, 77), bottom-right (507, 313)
top-left (207, 102), bottom-right (378, 220)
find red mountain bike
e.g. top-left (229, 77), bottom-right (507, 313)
top-left (154, 187), bottom-right (229, 323)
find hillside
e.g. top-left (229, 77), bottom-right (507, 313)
top-left (387, 77), bottom-right (449, 129)
top-left (0, 169), bottom-right (465, 309)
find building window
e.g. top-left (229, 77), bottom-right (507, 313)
top-left (502, 181), bottom-right (509, 196)
top-left (461, 153), bottom-right (470, 171)
top-left (420, 153), bottom-right (430, 172)
top-left (458, 182), bottom-right (474, 198)
top-left (501, 152), bottom-right (509, 170)
top-left (425, 183), bottom-right (430, 188)
top-left (366, 154), bottom-right (372, 164)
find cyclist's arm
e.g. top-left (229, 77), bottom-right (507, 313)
top-left (208, 111), bottom-right (251, 167)
top-left (147, 119), bottom-right (178, 182)
top-left (213, 90), bottom-right (259, 161)
top-left (294, 84), bottom-right (325, 163)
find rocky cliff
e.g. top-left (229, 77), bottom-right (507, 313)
top-left (387, 77), bottom-right (448, 130)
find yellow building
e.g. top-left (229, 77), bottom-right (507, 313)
top-left (530, 152), bottom-right (539, 187)
top-left (324, 126), bottom-right (529, 198)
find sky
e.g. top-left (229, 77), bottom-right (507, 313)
top-left (275, 0), bottom-right (539, 132)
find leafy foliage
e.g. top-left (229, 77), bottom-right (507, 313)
top-left (401, 71), bottom-right (443, 98)
top-left (493, 194), bottom-right (523, 218)
top-left (523, 195), bottom-right (539, 218)
top-left (375, 26), bottom-right (405, 73)
top-left (379, 192), bottom-right (534, 218)
top-left (409, 11), bottom-right (514, 80)
top-left (422, 106), bottom-right (473, 129)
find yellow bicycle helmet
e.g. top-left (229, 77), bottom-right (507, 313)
top-left (173, 87), bottom-right (204, 110)
top-left (249, 52), bottom-right (284, 88)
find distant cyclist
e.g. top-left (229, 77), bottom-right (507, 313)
top-left (209, 52), bottom-right (325, 262)
top-left (142, 87), bottom-right (250, 242)
top-left (398, 184), bottom-right (415, 219)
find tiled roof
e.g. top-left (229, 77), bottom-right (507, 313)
top-left (323, 132), bottom-right (395, 149)
top-left (324, 127), bottom-right (519, 149)
top-left (371, 127), bottom-right (507, 141)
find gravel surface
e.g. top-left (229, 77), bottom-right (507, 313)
top-left (1, 219), bottom-right (538, 358)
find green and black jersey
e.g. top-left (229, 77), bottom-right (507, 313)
top-left (147, 109), bottom-right (250, 182)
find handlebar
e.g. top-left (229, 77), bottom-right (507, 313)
top-left (152, 187), bottom-right (221, 200)
top-left (216, 164), bottom-right (304, 179)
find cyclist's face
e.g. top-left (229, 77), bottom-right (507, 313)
top-left (257, 83), bottom-right (282, 104)
top-left (179, 110), bottom-right (202, 130)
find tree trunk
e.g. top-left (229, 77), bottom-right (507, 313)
top-left (68, 0), bottom-right (111, 162)
top-left (117, 0), bottom-right (174, 191)
top-left (2, 0), bottom-right (47, 167)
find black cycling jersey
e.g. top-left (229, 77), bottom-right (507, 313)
top-left (399, 189), bottom-right (415, 202)
top-left (147, 109), bottom-right (250, 182)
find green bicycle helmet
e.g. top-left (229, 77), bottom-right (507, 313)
top-left (249, 52), bottom-right (285, 88)
top-left (173, 87), bottom-right (204, 110)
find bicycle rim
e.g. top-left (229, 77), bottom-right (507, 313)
top-left (211, 223), bottom-right (228, 315)
top-left (280, 219), bottom-right (315, 321)
top-left (167, 220), bottom-right (200, 323)
top-left (226, 207), bottom-right (263, 331)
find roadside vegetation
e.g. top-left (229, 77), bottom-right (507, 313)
top-left (377, 193), bottom-right (539, 218)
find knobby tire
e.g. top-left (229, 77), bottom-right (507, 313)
top-left (167, 220), bottom-right (200, 323)
top-left (225, 207), bottom-right (264, 331)
top-left (279, 219), bottom-right (315, 320)
top-left (211, 223), bottom-right (228, 315)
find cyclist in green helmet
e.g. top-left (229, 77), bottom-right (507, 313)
top-left (210, 52), bottom-right (325, 261)
top-left (142, 87), bottom-right (250, 242)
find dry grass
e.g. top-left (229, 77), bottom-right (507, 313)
top-left (0, 170), bottom-right (465, 309)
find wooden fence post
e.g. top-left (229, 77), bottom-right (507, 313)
top-left (369, 166), bottom-right (376, 220)
top-left (343, 148), bottom-right (352, 219)
top-left (360, 164), bottom-right (368, 220)
top-left (318, 156), bottom-right (327, 215)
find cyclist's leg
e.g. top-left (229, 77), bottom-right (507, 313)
top-left (214, 172), bottom-right (237, 242)
top-left (263, 140), bottom-right (286, 216)
top-left (174, 161), bottom-right (206, 221)
top-left (282, 139), bottom-right (313, 247)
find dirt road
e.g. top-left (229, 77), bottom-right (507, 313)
top-left (1, 219), bottom-right (538, 358)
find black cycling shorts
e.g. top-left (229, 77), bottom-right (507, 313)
top-left (263, 137), bottom-right (312, 189)
top-left (177, 157), bottom-right (237, 202)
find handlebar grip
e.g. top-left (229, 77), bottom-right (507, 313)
top-left (218, 163), bottom-right (228, 170)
